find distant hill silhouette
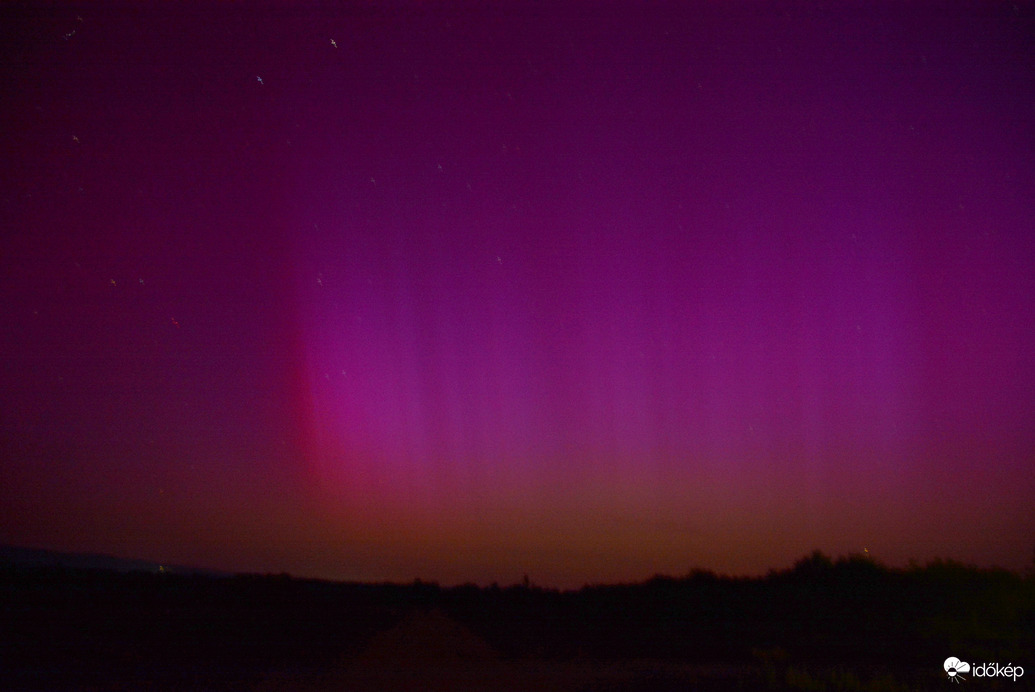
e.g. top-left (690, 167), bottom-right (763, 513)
top-left (0, 543), bottom-right (230, 577)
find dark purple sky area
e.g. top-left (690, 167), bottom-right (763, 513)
top-left (2, 2), bottom-right (1033, 588)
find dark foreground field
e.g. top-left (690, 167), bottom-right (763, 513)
top-left (2, 551), bottom-right (1031, 691)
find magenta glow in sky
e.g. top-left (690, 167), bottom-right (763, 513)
top-left (2, 2), bottom-right (1033, 587)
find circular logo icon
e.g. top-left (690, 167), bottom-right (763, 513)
top-left (944, 657), bottom-right (970, 683)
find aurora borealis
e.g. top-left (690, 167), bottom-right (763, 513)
top-left (2, 2), bottom-right (1033, 588)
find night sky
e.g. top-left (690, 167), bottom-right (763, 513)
top-left (2, 2), bottom-right (1033, 588)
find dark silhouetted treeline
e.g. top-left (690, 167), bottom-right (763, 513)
top-left (440, 552), bottom-right (1033, 665)
top-left (1, 550), bottom-right (1031, 689)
